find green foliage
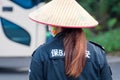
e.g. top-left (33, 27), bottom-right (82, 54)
top-left (83, 29), bottom-right (95, 39)
top-left (77, 0), bottom-right (120, 33)
top-left (86, 28), bottom-right (120, 52)
top-left (107, 18), bottom-right (117, 30)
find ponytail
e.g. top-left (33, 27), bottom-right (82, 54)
top-left (63, 28), bottom-right (87, 78)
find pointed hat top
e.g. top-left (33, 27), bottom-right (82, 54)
top-left (29, 0), bottom-right (98, 28)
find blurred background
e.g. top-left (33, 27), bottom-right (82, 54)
top-left (0, 0), bottom-right (120, 80)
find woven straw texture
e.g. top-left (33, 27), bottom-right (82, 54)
top-left (29, 0), bottom-right (98, 28)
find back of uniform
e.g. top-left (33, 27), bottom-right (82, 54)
top-left (29, 33), bottom-right (112, 80)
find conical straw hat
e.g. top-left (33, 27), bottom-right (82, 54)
top-left (29, 0), bottom-right (98, 28)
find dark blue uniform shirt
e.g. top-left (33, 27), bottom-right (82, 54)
top-left (29, 32), bottom-right (112, 80)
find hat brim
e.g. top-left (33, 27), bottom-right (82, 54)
top-left (29, 17), bottom-right (98, 28)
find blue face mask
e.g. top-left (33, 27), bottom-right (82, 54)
top-left (48, 26), bottom-right (58, 37)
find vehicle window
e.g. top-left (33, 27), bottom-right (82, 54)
top-left (0, 17), bottom-right (31, 46)
top-left (10, 0), bottom-right (44, 9)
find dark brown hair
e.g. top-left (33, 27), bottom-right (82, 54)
top-left (62, 28), bottom-right (87, 78)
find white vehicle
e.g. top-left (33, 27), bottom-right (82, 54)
top-left (0, 0), bottom-right (50, 68)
